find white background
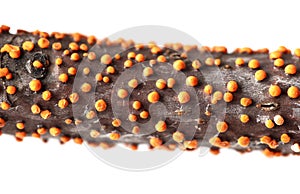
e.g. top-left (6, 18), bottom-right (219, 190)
top-left (1, 0), bottom-right (300, 193)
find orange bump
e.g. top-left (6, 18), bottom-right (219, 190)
top-left (81, 83), bottom-right (92, 93)
top-left (186, 76), bottom-right (198, 87)
top-left (109, 132), bottom-right (121, 140)
top-left (31, 104), bottom-right (41, 114)
top-left (140, 110), bottom-right (149, 119)
top-left (1, 102), bottom-right (10, 110)
top-left (58, 73), bottom-right (68, 83)
top-left (223, 92), bottom-right (233, 102)
top-left (58, 99), bottom-right (69, 109)
top-left (178, 91), bottom-right (190, 104)
top-left (128, 114), bottom-right (137, 122)
top-left (269, 51), bottom-right (282, 60)
top-left (274, 58), bottom-right (285, 67)
top-left (248, 59), bottom-right (260, 69)
top-left (37, 127), bottom-right (47, 135)
top-left (143, 67), bottom-right (153, 77)
top-left (274, 115), bottom-right (284, 125)
top-left (255, 70), bottom-right (267, 81)
top-left (112, 119), bottom-right (122, 127)
top-left (100, 54), bottom-right (112, 65)
top-left (157, 55), bottom-right (167, 63)
top-left (148, 91), bottom-right (160, 103)
top-left (287, 86), bottom-right (300, 99)
top-left (74, 137), bottom-right (83, 144)
top-left (167, 78), bottom-right (176, 88)
top-left (173, 60), bottom-right (186, 71)
top-left (156, 79), bottom-right (166, 90)
top-left (172, 131), bottom-right (185, 143)
top-left (192, 60), bottom-right (201, 70)
top-left (0, 118), bottom-right (6, 128)
top-left (1, 44), bottom-right (21, 58)
top-left (280, 133), bottom-right (290, 143)
top-left (95, 73), bottom-right (103, 81)
top-left (52, 42), bottom-right (62, 51)
top-left (37, 38), bottom-right (50, 49)
top-left (155, 120), bottom-right (167, 132)
top-left (149, 137), bottom-right (162, 148)
top-left (68, 67), bottom-right (77, 76)
top-left (235, 58), bottom-right (245, 66)
top-left (117, 88), bottom-right (128, 99)
top-left (216, 121), bottom-right (228, 133)
top-left (33, 60), bottom-right (43, 69)
top-left (203, 84), bottom-right (213, 95)
top-left (6, 85), bottom-right (16, 95)
top-left (269, 84), bottom-right (281, 97)
top-left (40, 110), bottom-right (51, 119)
top-left (55, 57), bottom-right (63, 66)
top-left (124, 60), bottom-right (133, 68)
top-left (42, 90), bottom-right (52, 101)
top-left (284, 64), bottom-right (297, 75)
top-left (132, 101), bottom-right (141, 110)
top-left (135, 53), bottom-right (145, 62)
top-left (240, 114), bottom-right (250, 123)
top-left (29, 79), bottom-right (42, 92)
top-left (294, 48), bottom-right (300, 57)
top-left (16, 122), bottom-right (25, 130)
top-left (127, 52), bottom-right (136, 59)
top-left (265, 119), bottom-right (275, 129)
top-left (69, 42), bottom-right (79, 51)
top-left (70, 53), bottom-right (80, 61)
top-left (238, 136), bottom-right (250, 147)
top-left (227, 80), bottom-right (238, 92)
top-left (49, 127), bottom-right (61, 137)
top-left (22, 41), bottom-right (34, 51)
top-left (240, 97), bottom-right (252, 107)
top-left (183, 140), bottom-right (198, 149)
top-left (69, 93), bottom-right (79, 104)
top-left (95, 99), bottom-right (107, 112)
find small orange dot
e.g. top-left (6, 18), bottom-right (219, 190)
top-left (235, 58), bottom-right (245, 66)
top-left (148, 91), bottom-right (160, 103)
top-left (55, 57), bottom-right (63, 66)
top-left (95, 73), bottom-right (103, 81)
top-left (49, 127), bottom-right (61, 137)
top-left (100, 54), bottom-right (112, 65)
top-left (109, 132), bottom-right (121, 140)
top-left (203, 85), bottom-right (213, 95)
top-left (70, 53), bottom-right (80, 61)
top-left (86, 110), bottom-right (96, 119)
top-left (156, 79), bottom-right (166, 90)
top-left (140, 110), bottom-right (149, 119)
top-left (1, 101), bottom-right (10, 110)
top-left (81, 83), bottom-right (92, 93)
top-left (223, 92), bottom-right (233, 102)
top-left (205, 57), bottom-right (214, 66)
top-left (33, 60), bottom-right (43, 69)
top-left (132, 101), bottom-right (141, 110)
top-left (6, 85), bottom-right (16, 94)
top-left (29, 79), bottom-right (42, 92)
top-left (103, 76), bottom-right (110, 83)
top-left (214, 59), bottom-right (221, 66)
top-left (68, 67), bottom-right (77, 75)
top-left (287, 86), bottom-right (300, 99)
top-left (183, 140), bottom-right (198, 149)
top-left (240, 97), bottom-right (252, 107)
top-left (31, 104), bottom-right (41, 114)
top-left (186, 76), bottom-right (198, 87)
top-left (269, 51), bottom-right (282, 60)
top-left (0, 118), bottom-right (6, 128)
top-left (58, 73), bottom-right (68, 83)
top-left (155, 120), bottom-right (167, 132)
top-left (117, 89), bottom-right (128, 99)
top-left (112, 119), bottom-right (122, 127)
top-left (213, 91), bottom-right (223, 101)
top-left (42, 90), bottom-right (52, 101)
top-left (127, 52), bottom-right (136, 59)
top-left (58, 99), bottom-right (69, 109)
top-left (80, 43), bottom-right (88, 51)
top-left (135, 53), bottom-right (145, 62)
top-left (240, 114), bottom-right (250, 123)
top-left (16, 122), bottom-right (25, 130)
top-left (192, 60), bottom-right (201, 70)
top-left (143, 67), bottom-right (154, 77)
top-left (74, 137), bottom-right (83, 144)
top-left (255, 70), bottom-right (267, 81)
top-left (128, 79), bottom-right (138, 89)
top-left (83, 67), bottom-right (90, 75)
top-left (265, 119), bottom-right (275, 129)
top-left (149, 137), bottom-right (162, 148)
top-left (227, 80), bottom-right (238, 92)
top-left (178, 91), bottom-right (190, 104)
top-left (172, 131), bottom-right (185, 143)
top-left (132, 126), bottom-right (140, 134)
top-left (157, 55), bottom-right (167, 62)
top-left (269, 84), bottom-right (281, 97)
top-left (151, 46), bottom-right (162, 54)
top-left (40, 110), bottom-right (51, 119)
top-left (284, 64), bottom-right (297, 75)
top-left (106, 66), bottom-right (115, 74)
top-left (124, 60), bottom-right (133, 68)
top-left (260, 136), bottom-right (272, 144)
top-left (216, 121), bottom-right (228, 133)
top-left (52, 42), bottom-right (62, 51)
top-left (69, 42), bottom-right (79, 51)
top-left (248, 59), bottom-right (260, 69)
top-left (128, 114), bottom-right (137, 122)
top-left (167, 78), bottom-right (176, 88)
top-left (5, 73), bottom-right (12, 80)
top-left (60, 136), bottom-right (71, 143)
top-left (38, 38), bottom-right (50, 49)
top-left (37, 127), bottom-right (47, 135)
top-left (274, 58), bottom-right (285, 67)
top-left (173, 60), bottom-right (186, 71)
top-left (274, 115), bottom-right (284, 125)
top-left (294, 48), bottom-right (300, 57)
top-left (22, 41), bottom-right (34, 51)
top-left (237, 136), bottom-right (250, 147)
top-left (95, 99), bottom-right (107, 112)
top-left (88, 52), bottom-right (96, 61)
top-left (280, 133), bottom-right (291, 143)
